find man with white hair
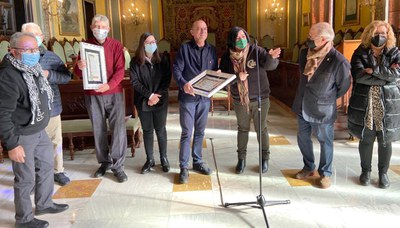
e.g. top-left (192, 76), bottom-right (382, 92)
top-left (74, 14), bottom-right (128, 183)
top-left (21, 22), bottom-right (72, 186)
top-left (292, 22), bottom-right (351, 189)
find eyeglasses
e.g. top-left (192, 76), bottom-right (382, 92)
top-left (12, 47), bottom-right (40, 53)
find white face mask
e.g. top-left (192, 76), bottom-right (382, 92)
top-left (92, 28), bottom-right (109, 40)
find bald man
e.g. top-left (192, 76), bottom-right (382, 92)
top-left (292, 22), bottom-right (351, 189)
top-left (173, 20), bottom-right (218, 184)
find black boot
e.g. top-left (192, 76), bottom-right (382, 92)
top-left (235, 159), bottom-right (246, 174)
top-left (359, 171), bottom-right (371, 186)
top-left (378, 173), bottom-right (390, 189)
top-left (141, 159), bottom-right (155, 174)
top-left (262, 159), bottom-right (269, 173)
top-left (160, 157), bottom-right (170, 172)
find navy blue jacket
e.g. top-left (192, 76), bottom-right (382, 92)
top-left (39, 46), bottom-right (71, 117)
top-left (292, 47), bottom-right (351, 124)
top-left (173, 40), bottom-right (218, 102)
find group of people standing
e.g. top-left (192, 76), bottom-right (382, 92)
top-left (0, 12), bottom-right (399, 227)
top-left (292, 21), bottom-right (400, 189)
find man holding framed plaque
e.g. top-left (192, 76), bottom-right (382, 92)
top-left (173, 19), bottom-right (218, 184)
top-left (74, 14), bottom-right (128, 183)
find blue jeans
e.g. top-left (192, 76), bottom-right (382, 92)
top-left (297, 114), bottom-right (334, 177)
top-left (178, 100), bottom-right (210, 169)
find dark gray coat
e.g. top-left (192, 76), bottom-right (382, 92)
top-left (348, 45), bottom-right (400, 142)
top-left (292, 47), bottom-right (351, 124)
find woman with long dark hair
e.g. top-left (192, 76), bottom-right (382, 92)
top-left (130, 33), bottom-right (171, 174)
top-left (219, 27), bottom-right (281, 174)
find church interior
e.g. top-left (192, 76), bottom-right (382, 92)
top-left (1, 0), bottom-right (400, 227)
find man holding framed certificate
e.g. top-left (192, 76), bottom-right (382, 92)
top-left (173, 19), bottom-right (218, 184)
top-left (74, 14), bottom-right (128, 183)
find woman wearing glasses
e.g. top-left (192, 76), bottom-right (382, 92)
top-left (129, 33), bottom-right (171, 174)
top-left (348, 20), bottom-right (400, 188)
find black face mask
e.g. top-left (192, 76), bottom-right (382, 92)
top-left (371, 35), bottom-right (387, 47)
top-left (306, 38), bottom-right (316, 50)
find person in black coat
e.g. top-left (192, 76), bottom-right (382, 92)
top-left (130, 32), bottom-right (171, 174)
top-left (348, 20), bottom-right (400, 189)
top-left (292, 22), bottom-right (351, 189)
top-left (219, 26), bottom-right (281, 174)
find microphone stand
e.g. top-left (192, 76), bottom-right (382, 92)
top-left (223, 39), bottom-right (290, 227)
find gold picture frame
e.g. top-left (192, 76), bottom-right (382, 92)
top-left (343, 0), bottom-right (359, 25)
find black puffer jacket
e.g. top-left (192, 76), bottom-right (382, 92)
top-left (348, 45), bottom-right (400, 142)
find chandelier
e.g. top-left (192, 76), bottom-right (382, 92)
top-left (264, 0), bottom-right (285, 22)
top-left (122, 0), bottom-right (145, 25)
top-left (42, 0), bottom-right (63, 17)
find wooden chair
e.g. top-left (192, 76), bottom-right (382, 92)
top-left (353, 28), bottom-right (364, 39)
top-left (333, 30), bottom-right (344, 47)
top-left (261, 34), bottom-right (274, 49)
top-left (124, 47), bottom-right (131, 70)
top-left (0, 39), bottom-right (9, 61)
top-left (63, 38), bottom-right (76, 63)
top-left (343, 29), bottom-right (354, 40)
top-left (207, 32), bottom-right (216, 46)
top-left (72, 38), bottom-right (80, 55)
top-left (158, 38), bottom-right (171, 53)
top-left (210, 86), bottom-right (231, 116)
top-left (291, 43), bottom-right (300, 63)
top-left (48, 38), bottom-right (67, 64)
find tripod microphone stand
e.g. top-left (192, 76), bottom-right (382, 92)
top-left (223, 39), bottom-right (290, 228)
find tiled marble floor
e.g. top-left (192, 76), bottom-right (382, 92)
top-left (1, 98), bottom-right (400, 228)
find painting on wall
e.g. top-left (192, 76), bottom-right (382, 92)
top-left (59, 0), bottom-right (81, 36)
top-left (343, 0), bottom-right (359, 25)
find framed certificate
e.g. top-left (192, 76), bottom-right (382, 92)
top-left (79, 42), bottom-right (107, 90)
top-left (189, 70), bottom-right (236, 98)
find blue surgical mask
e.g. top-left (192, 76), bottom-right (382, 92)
top-left (36, 36), bottom-right (43, 46)
top-left (144, 43), bottom-right (157, 55)
top-left (21, 52), bottom-right (40, 67)
top-left (92, 28), bottom-right (109, 40)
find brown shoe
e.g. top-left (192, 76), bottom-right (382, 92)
top-left (295, 169), bottom-right (315, 179)
top-left (319, 176), bottom-right (331, 189)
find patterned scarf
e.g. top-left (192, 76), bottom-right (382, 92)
top-left (303, 41), bottom-right (333, 81)
top-left (230, 45), bottom-right (250, 112)
top-left (6, 54), bottom-right (53, 124)
top-left (365, 55), bottom-right (384, 132)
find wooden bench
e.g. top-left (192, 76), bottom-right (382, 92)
top-left (59, 78), bottom-right (141, 160)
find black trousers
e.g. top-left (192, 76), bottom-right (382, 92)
top-left (137, 103), bottom-right (168, 160)
top-left (359, 127), bottom-right (392, 173)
